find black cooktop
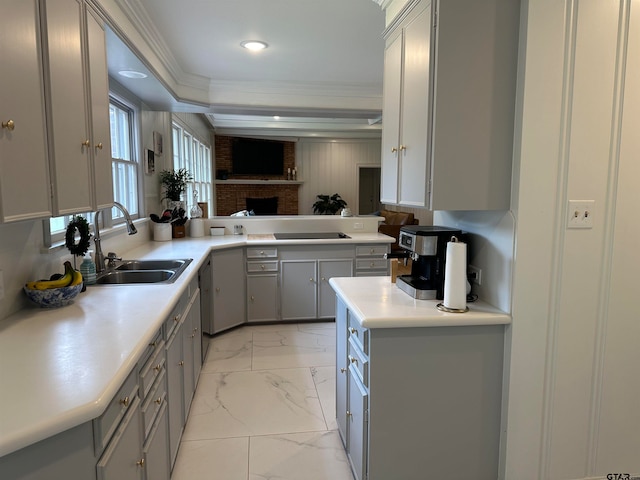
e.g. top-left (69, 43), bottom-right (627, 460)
top-left (274, 232), bottom-right (351, 240)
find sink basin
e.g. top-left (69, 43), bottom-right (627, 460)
top-left (93, 258), bottom-right (193, 285)
top-left (116, 259), bottom-right (188, 271)
top-left (95, 270), bottom-right (175, 284)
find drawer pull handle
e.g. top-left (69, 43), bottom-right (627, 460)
top-left (349, 327), bottom-right (357, 335)
top-left (153, 364), bottom-right (162, 372)
top-left (2, 120), bottom-right (15, 130)
top-left (119, 396), bottom-right (130, 407)
top-left (136, 458), bottom-right (145, 467)
top-left (155, 397), bottom-right (162, 405)
top-left (348, 355), bottom-right (358, 365)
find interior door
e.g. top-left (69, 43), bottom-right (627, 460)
top-left (358, 166), bottom-right (381, 214)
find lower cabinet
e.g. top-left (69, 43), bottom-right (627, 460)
top-left (247, 273), bottom-right (279, 322)
top-left (210, 248), bottom-right (245, 334)
top-left (335, 295), bottom-right (505, 480)
top-left (143, 404), bottom-right (170, 480)
top-left (96, 396), bottom-right (144, 480)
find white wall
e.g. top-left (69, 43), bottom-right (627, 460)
top-left (505, 0), bottom-right (640, 478)
top-left (296, 139), bottom-right (381, 214)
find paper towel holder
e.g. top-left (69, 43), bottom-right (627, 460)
top-left (436, 302), bottom-right (469, 313)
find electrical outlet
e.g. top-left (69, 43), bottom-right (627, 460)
top-left (0, 270), bottom-right (4, 301)
top-left (354, 222), bottom-right (364, 230)
top-left (468, 265), bottom-right (482, 286)
top-left (567, 200), bottom-right (595, 229)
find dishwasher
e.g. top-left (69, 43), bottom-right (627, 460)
top-left (198, 256), bottom-right (211, 362)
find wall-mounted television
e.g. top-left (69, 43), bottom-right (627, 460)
top-left (231, 138), bottom-right (284, 175)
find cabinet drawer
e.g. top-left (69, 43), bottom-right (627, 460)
top-left (247, 247), bottom-right (278, 259)
top-left (247, 260), bottom-right (279, 273)
top-left (139, 330), bottom-right (163, 367)
top-left (93, 369), bottom-right (138, 455)
top-left (348, 335), bottom-right (369, 386)
top-left (163, 299), bottom-right (185, 340)
top-left (139, 339), bottom-right (165, 399)
top-left (141, 370), bottom-right (167, 440)
top-left (356, 258), bottom-right (388, 271)
top-left (356, 245), bottom-right (388, 257)
top-left (348, 315), bottom-right (369, 354)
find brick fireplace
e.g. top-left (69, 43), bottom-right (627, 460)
top-left (214, 135), bottom-right (300, 215)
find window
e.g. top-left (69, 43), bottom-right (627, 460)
top-left (171, 120), bottom-right (212, 215)
top-left (47, 95), bottom-right (141, 245)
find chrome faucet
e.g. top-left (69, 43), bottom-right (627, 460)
top-left (94, 202), bottom-right (137, 273)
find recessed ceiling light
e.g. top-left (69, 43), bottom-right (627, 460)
top-left (241, 40), bottom-right (268, 51)
top-left (118, 70), bottom-right (148, 79)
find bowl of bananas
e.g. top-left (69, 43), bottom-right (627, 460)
top-left (24, 261), bottom-right (83, 308)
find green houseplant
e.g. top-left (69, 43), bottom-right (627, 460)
top-left (312, 193), bottom-right (347, 215)
top-left (159, 168), bottom-right (192, 202)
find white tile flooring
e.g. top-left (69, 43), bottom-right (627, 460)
top-left (171, 322), bottom-right (354, 480)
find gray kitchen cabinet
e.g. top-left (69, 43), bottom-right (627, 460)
top-left (246, 247), bottom-right (279, 322)
top-left (41, 0), bottom-right (113, 215)
top-left (354, 244), bottom-right (390, 277)
top-left (0, 0), bottom-right (52, 223)
top-left (143, 403), bottom-right (170, 480)
top-left (182, 289), bottom-right (201, 416)
top-left (335, 296), bottom-right (505, 480)
top-left (210, 248), bottom-right (245, 333)
top-left (381, 0), bottom-right (519, 210)
top-left (96, 396), bottom-right (144, 480)
top-left (280, 245), bottom-right (354, 321)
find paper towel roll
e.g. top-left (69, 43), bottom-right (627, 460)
top-left (443, 238), bottom-right (467, 310)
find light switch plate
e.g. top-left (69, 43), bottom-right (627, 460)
top-left (567, 200), bottom-right (595, 229)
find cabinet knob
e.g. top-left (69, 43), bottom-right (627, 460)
top-left (349, 327), bottom-right (357, 335)
top-left (310, 277), bottom-right (314, 282)
top-left (179, 360), bottom-right (184, 367)
top-left (215, 287), bottom-right (220, 293)
top-left (153, 364), bottom-right (162, 372)
top-left (391, 147), bottom-right (397, 153)
top-left (250, 295), bottom-right (255, 301)
top-left (321, 277), bottom-right (326, 282)
top-left (174, 314), bottom-right (181, 322)
top-left (155, 397), bottom-right (162, 405)
top-left (82, 139), bottom-right (90, 147)
top-left (260, 250), bottom-right (264, 254)
top-left (1, 120), bottom-right (15, 131)
top-left (261, 264), bottom-right (265, 270)
top-left (370, 248), bottom-right (375, 254)
top-left (346, 410), bottom-right (352, 418)
top-left (340, 367), bottom-right (346, 374)
top-left (399, 145), bottom-right (406, 151)
top-left (348, 355), bottom-right (358, 365)
top-left (95, 142), bottom-right (103, 150)
top-left (136, 458), bottom-right (145, 467)
top-left (149, 341), bottom-right (157, 347)
top-left (119, 396), bottom-right (130, 407)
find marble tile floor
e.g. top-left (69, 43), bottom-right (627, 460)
top-left (171, 322), bottom-right (354, 480)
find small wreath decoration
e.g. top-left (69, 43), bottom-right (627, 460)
top-left (65, 215), bottom-right (92, 257)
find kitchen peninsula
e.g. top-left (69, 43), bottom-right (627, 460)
top-left (0, 216), bottom-right (392, 479)
top-left (330, 276), bottom-right (510, 480)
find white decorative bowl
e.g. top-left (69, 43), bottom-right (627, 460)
top-left (23, 283), bottom-right (83, 308)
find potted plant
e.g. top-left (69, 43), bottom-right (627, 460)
top-left (159, 168), bottom-right (192, 205)
top-left (312, 193), bottom-right (347, 215)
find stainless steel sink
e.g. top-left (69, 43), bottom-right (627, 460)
top-left (115, 259), bottom-right (189, 271)
top-left (93, 258), bottom-right (192, 285)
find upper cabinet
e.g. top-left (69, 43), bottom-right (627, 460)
top-left (0, 0), bottom-right (53, 223)
top-left (0, 0), bottom-right (113, 224)
top-left (381, 0), bottom-right (520, 211)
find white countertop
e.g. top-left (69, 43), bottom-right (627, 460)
top-left (0, 232), bottom-right (391, 457)
top-left (329, 276), bottom-right (511, 328)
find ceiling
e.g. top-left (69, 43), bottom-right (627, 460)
top-left (105, 0), bottom-right (386, 138)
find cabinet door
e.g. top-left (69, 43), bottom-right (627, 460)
top-left (335, 297), bottom-right (349, 447)
top-left (165, 327), bottom-right (183, 468)
top-left (398, 3), bottom-right (432, 207)
top-left (318, 259), bottom-right (353, 318)
top-left (212, 248), bottom-right (246, 333)
top-left (0, 0), bottom-right (52, 223)
top-left (85, 6), bottom-right (113, 210)
top-left (280, 260), bottom-right (317, 320)
top-left (247, 274), bottom-right (279, 322)
top-left (42, 0), bottom-right (93, 215)
top-left (96, 396), bottom-right (144, 480)
top-left (380, 33), bottom-right (402, 205)
top-left (182, 289), bottom-right (201, 417)
top-left (347, 367), bottom-right (368, 480)
top-left (143, 403), bottom-right (170, 480)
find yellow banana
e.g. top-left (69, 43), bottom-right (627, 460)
top-left (70, 269), bottom-right (83, 286)
top-left (27, 261), bottom-right (75, 290)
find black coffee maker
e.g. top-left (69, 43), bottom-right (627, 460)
top-left (395, 225), bottom-right (463, 300)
